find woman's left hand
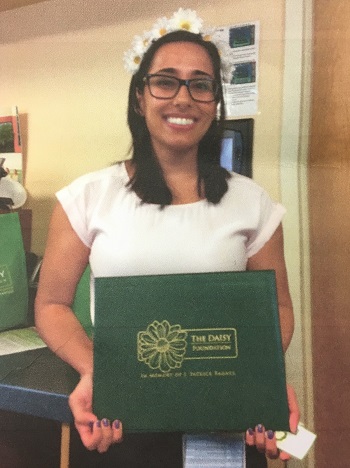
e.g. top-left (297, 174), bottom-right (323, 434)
top-left (245, 384), bottom-right (300, 460)
top-left (69, 374), bottom-right (123, 453)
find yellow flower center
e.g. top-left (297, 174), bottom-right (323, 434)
top-left (180, 21), bottom-right (191, 31)
top-left (157, 338), bottom-right (170, 353)
top-left (159, 27), bottom-right (167, 36)
top-left (134, 56), bottom-right (141, 65)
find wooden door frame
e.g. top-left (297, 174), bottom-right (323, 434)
top-left (280, 1), bottom-right (314, 466)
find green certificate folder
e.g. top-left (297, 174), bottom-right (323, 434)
top-left (93, 270), bottom-right (290, 433)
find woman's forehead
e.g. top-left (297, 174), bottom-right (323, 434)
top-left (149, 42), bottom-right (214, 75)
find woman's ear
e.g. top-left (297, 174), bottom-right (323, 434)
top-left (135, 89), bottom-right (145, 116)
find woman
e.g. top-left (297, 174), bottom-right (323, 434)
top-left (35, 9), bottom-right (299, 467)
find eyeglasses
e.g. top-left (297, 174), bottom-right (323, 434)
top-left (143, 74), bottom-right (218, 103)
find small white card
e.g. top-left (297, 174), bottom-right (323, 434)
top-left (276, 424), bottom-right (316, 460)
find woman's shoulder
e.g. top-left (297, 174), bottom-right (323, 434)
top-left (226, 172), bottom-right (267, 197)
top-left (221, 172), bottom-right (283, 214)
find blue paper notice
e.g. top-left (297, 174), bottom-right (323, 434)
top-left (183, 433), bottom-right (245, 468)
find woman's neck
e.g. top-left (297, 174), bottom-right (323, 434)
top-left (155, 147), bottom-right (203, 204)
top-left (125, 149), bottom-right (204, 205)
top-left (155, 144), bottom-right (198, 171)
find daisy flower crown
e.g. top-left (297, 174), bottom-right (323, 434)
top-left (123, 8), bottom-right (234, 83)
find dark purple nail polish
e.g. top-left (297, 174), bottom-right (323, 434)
top-left (102, 418), bottom-right (110, 427)
top-left (247, 428), bottom-right (254, 436)
top-left (257, 424), bottom-right (263, 433)
top-left (267, 430), bottom-right (274, 440)
top-left (114, 420), bottom-right (120, 429)
top-left (96, 420), bottom-right (101, 428)
top-left (89, 421), bottom-right (94, 431)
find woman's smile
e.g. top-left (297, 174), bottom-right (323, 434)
top-left (166, 116), bottom-right (195, 126)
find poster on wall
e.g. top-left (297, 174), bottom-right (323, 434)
top-left (214, 22), bottom-right (260, 117)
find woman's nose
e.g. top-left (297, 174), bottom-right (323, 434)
top-left (173, 83), bottom-right (193, 104)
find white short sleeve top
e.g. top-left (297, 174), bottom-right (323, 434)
top-left (57, 162), bottom-right (286, 278)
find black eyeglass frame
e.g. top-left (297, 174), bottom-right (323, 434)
top-left (143, 73), bottom-right (219, 103)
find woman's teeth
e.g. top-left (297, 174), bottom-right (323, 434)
top-left (167, 117), bottom-right (194, 125)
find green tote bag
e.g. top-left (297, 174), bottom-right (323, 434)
top-left (0, 212), bottom-right (28, 330)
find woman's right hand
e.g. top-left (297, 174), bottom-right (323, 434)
top-left (245, 384), bottom-right (300, 460)
top-left (68, 374), bottom-right (123, 453)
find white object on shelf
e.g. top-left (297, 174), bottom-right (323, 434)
top-left (0, 176), bottom-right (27, 209)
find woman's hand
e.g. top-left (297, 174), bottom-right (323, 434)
top-left (68, 374), bottom-right (123, 453)
top-left (245, 384), bottom-right (300, 460)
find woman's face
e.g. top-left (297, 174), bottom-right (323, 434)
top-left (137, 41), bottom-right (217, 157)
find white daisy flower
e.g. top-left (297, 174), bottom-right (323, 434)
top-left (123, 48), bottom-right (143, 74)
top-left (221, 63), bottom-right (235, 83)
top-left (169, 8), bottom-right (203, 33)
top-left (210, 36), bottom-right (235, 83)
top-left (201, 27), bottom-right (216, 43)
top-left (131, 34), bottom-right (148, 56)
top-left (143, 30), bottom-right (156, 50)
top-left (151, 16), bottom-right (171, 39)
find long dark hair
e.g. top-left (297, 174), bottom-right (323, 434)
top-left (126, 29), bottom-right (230, 206)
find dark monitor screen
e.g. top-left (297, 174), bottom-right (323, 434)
top-left (220, 118), bottom-right (254, 178)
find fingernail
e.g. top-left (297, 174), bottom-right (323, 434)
top-left (89, 421), bottom-right (94, 431)
top-left (96, 420), bottom-right (101, 428)
top-left (102, 418), bottom-right (110, 427)
top-left (114, 420), bottom-right (120, 429)
top-left (247, 428), bottom-right (254, 436)
top-left (257, 424), bottom-right (263, 433)
top-left (267, 430), bottom-right (275, 440)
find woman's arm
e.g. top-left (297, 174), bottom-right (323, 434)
top-left (35, 202), bottom-right (122, 452)
top-left (247, 223), bottom-right (294, 352)
top-left (35, 202), bottom-right (92, 374)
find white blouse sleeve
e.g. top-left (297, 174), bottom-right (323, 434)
top-left (56, 175), bottom-right (92, 248)
top-left (245, 189), bottom-right (286, 258)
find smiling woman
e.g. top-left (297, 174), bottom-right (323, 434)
top-left (126, 28), bottom-right (229, 206)
top-left (35, 8), bottom-right (298, 468)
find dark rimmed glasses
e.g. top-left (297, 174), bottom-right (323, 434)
top-left (143, 74), bottom-right (219, 103)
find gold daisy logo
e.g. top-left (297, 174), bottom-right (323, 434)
top-left (137, 320), bottom-right (188, 373)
